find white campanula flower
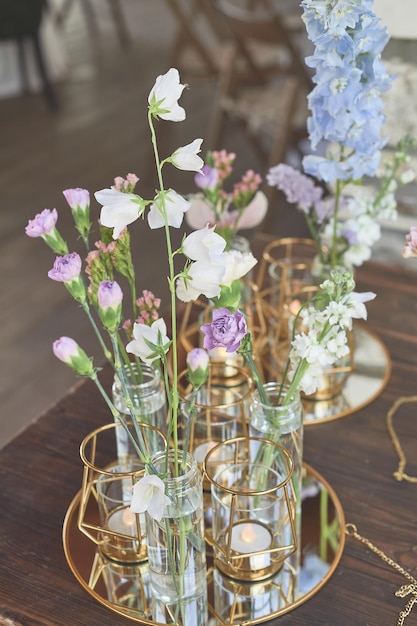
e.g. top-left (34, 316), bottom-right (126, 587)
top-left (176, 258), bottom-right (226, 302)
top-left (126, 318), bottom-right (170, 364)
top-left (170, 138), bottom-right (204, 172)
top-left (182, 224), bottom-right (226, 263)
top-left (95, 188), bottom-right (143, 239)
top-left (221, 250), bottom-right (258, 286)
top-left (147, 189), bottom-right (191, 229)
top-left (130, 474), bottom-right (171, 522)
top-left (148, 67), bottom-right (186, 122)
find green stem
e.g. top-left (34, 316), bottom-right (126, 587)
top-left (81, 302), bottom-right (113, 365)
top-left (148, 109), bottom-right (179, 477)
top-left (331, 179), bottom-right (342, 268)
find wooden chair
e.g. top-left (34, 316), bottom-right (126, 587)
top-left (206, 0), bottom-right (312, 168)
top-left (0, 0), bottom-right (58, 110)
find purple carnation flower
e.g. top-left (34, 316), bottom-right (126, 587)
top-left (25, 208), bottom-right (58, 237)
top-left (97, 280), bottom-right (123, 310)
top-left (48, 252), bottom-right (82, 282)
top-left (201, 308), bottom-right (247, 353)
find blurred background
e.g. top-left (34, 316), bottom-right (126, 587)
top-left (1, 0), bottom-right (416, 446)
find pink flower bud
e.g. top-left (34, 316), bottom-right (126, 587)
top-left (186, 348), bottom-right (209, 387)
top-left (53, 336), bottom-right (79, 363)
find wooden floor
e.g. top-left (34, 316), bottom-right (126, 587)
top-left (0, 0), bottom-right (310, 447)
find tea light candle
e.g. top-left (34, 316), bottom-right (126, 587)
top-left (193, 441), bottom-right (218, 463)
top-left (108, 507), bottom-right (137, 536)
top-left (230, 522), bottom-right (272, 570)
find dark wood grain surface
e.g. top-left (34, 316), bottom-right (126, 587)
top-left (1, 257), bottom-right (417, 626)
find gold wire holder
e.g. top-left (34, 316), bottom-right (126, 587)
top-left (204, 436), bottom-right (297, 582)
top-left (78, 421), bottom-right (166, 564)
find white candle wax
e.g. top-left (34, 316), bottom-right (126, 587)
top-left (193, 441), bottom-right (218, 463)
top-left (107, 507), bottom-right (138, 536)
top-left (230, 522), bottom-right (272, 570)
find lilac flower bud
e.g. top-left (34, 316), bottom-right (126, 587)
top-left (25, 209), bottom-right (68, 255)
top-left (186, 348), bottom-right (209, 388)
top-left (25, 208), bottom-right (58, 236)
top-left (201, 308), bottom-right (247, 353)
top-left (62, 188), bottom-right (90, 212)
top-left (97, 280), bottom-right (123, 332)
top-left (53, 336), bottom-right (94, 377)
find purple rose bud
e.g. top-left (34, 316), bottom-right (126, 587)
top-left (53, 336), bottom-right (94, 376)
top-left (25, 208), bottom-right (58, 237)
top-left (97, 280), bottom-right (123, 309)
top-left (63, 188), bottom-right (90, 211)
top-left (201, 308), bottom-right (247, 353)
top-left (48, 252), bottom-right (82, 282)
top-left (186, 348), bottom-right (209, 388)
top-left (194, 165), bottom-right (219, 190)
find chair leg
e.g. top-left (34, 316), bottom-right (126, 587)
top-left (16, 38), bottom-right (29, 93)
top-left (32, 33), bottom-right (58, 111)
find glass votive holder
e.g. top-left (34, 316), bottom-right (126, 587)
top-left (204, 437), bottom-right (297, 582)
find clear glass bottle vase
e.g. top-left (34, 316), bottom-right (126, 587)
top-left (145, 450), bottom-right (208, 625)
top-left (112, 363), bottom-right (167, 462)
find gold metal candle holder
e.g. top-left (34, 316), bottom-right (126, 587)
top-left (204, 437), bottom-right (297, 582)
top-left (78, 421), bottom-right (166, 565)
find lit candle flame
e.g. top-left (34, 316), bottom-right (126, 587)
top-left (240, 523), bottom-right (256, 545)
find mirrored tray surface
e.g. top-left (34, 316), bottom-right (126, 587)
top-left (63, 463), bottom-right (345, 625)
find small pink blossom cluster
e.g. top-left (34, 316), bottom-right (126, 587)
top-left (232, 170), bottom-right (262, 206)
top-left (113, 173), bottom-right (139, 193)
top-left (211, 150), bottom-right (236, 183)
top-left (123, 290), bottom-right (161, 331)
top-left (403, 227), bottom-right (417, 258)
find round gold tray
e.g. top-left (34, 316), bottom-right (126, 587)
top-left (63, 463), bottom-right (345, 625)
top-left (303, 324), bottom-right (391, 424)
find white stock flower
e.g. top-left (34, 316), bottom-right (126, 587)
top-left (126, 318), bottom-right (170, 363)
top-left (130, 474), bottom-right (170, 522)
top-left (147, 189), bottom-right (191, 229)
top-left (171, 138), bottom-right (204, 172)
top-left (343, 291), bottom-right (376, 323)
top-left (182, 224), bottom-right (226, 262)
top-left (148, 67), bottom-right (186, 122)
top-left (221, 250), bottom-right (258, 286)
top-left (95, 188), bottom-right (140, 239)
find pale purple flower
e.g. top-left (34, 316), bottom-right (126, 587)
top-left (48, 252), bottom-right (82, 282)
top-left (25, 208), bottom-right (58, 237)
top-left (126, 318), bottom-right (170, 364)
top-left (97, 280), bottom-right (123, 309)
top-left (147, 189), bottom-right (191, 229)
top-left (130, 474), bottom-right (171, 522)
top-left (194, 165), bottom-right (219, 190)
top-left (62, 188), bottom-right (90, 211)
top-left (53, 336), bottom-right (79, 363)
top-left (186, 348), bottom-right (209, 388)
top-left (148, 67), bottom-right (186, 122)
top-left (53, 336), bottom-right (94, 376)
top-left (201, 308), bottom-right (248, 353)
top-left (403, 227), bottom-right (417, 258)
top-left (171, 138), bottom-right (204, 172)
top-left (267, 164), bottom-right (325, 216)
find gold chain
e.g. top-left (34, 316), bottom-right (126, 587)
top-left (346, 524), bottom-right (417, 625)
top-left (386, 395), bottom-right (417, 484)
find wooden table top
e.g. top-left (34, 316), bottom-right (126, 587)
top-left (1, 258), bottom-right (417, 626)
